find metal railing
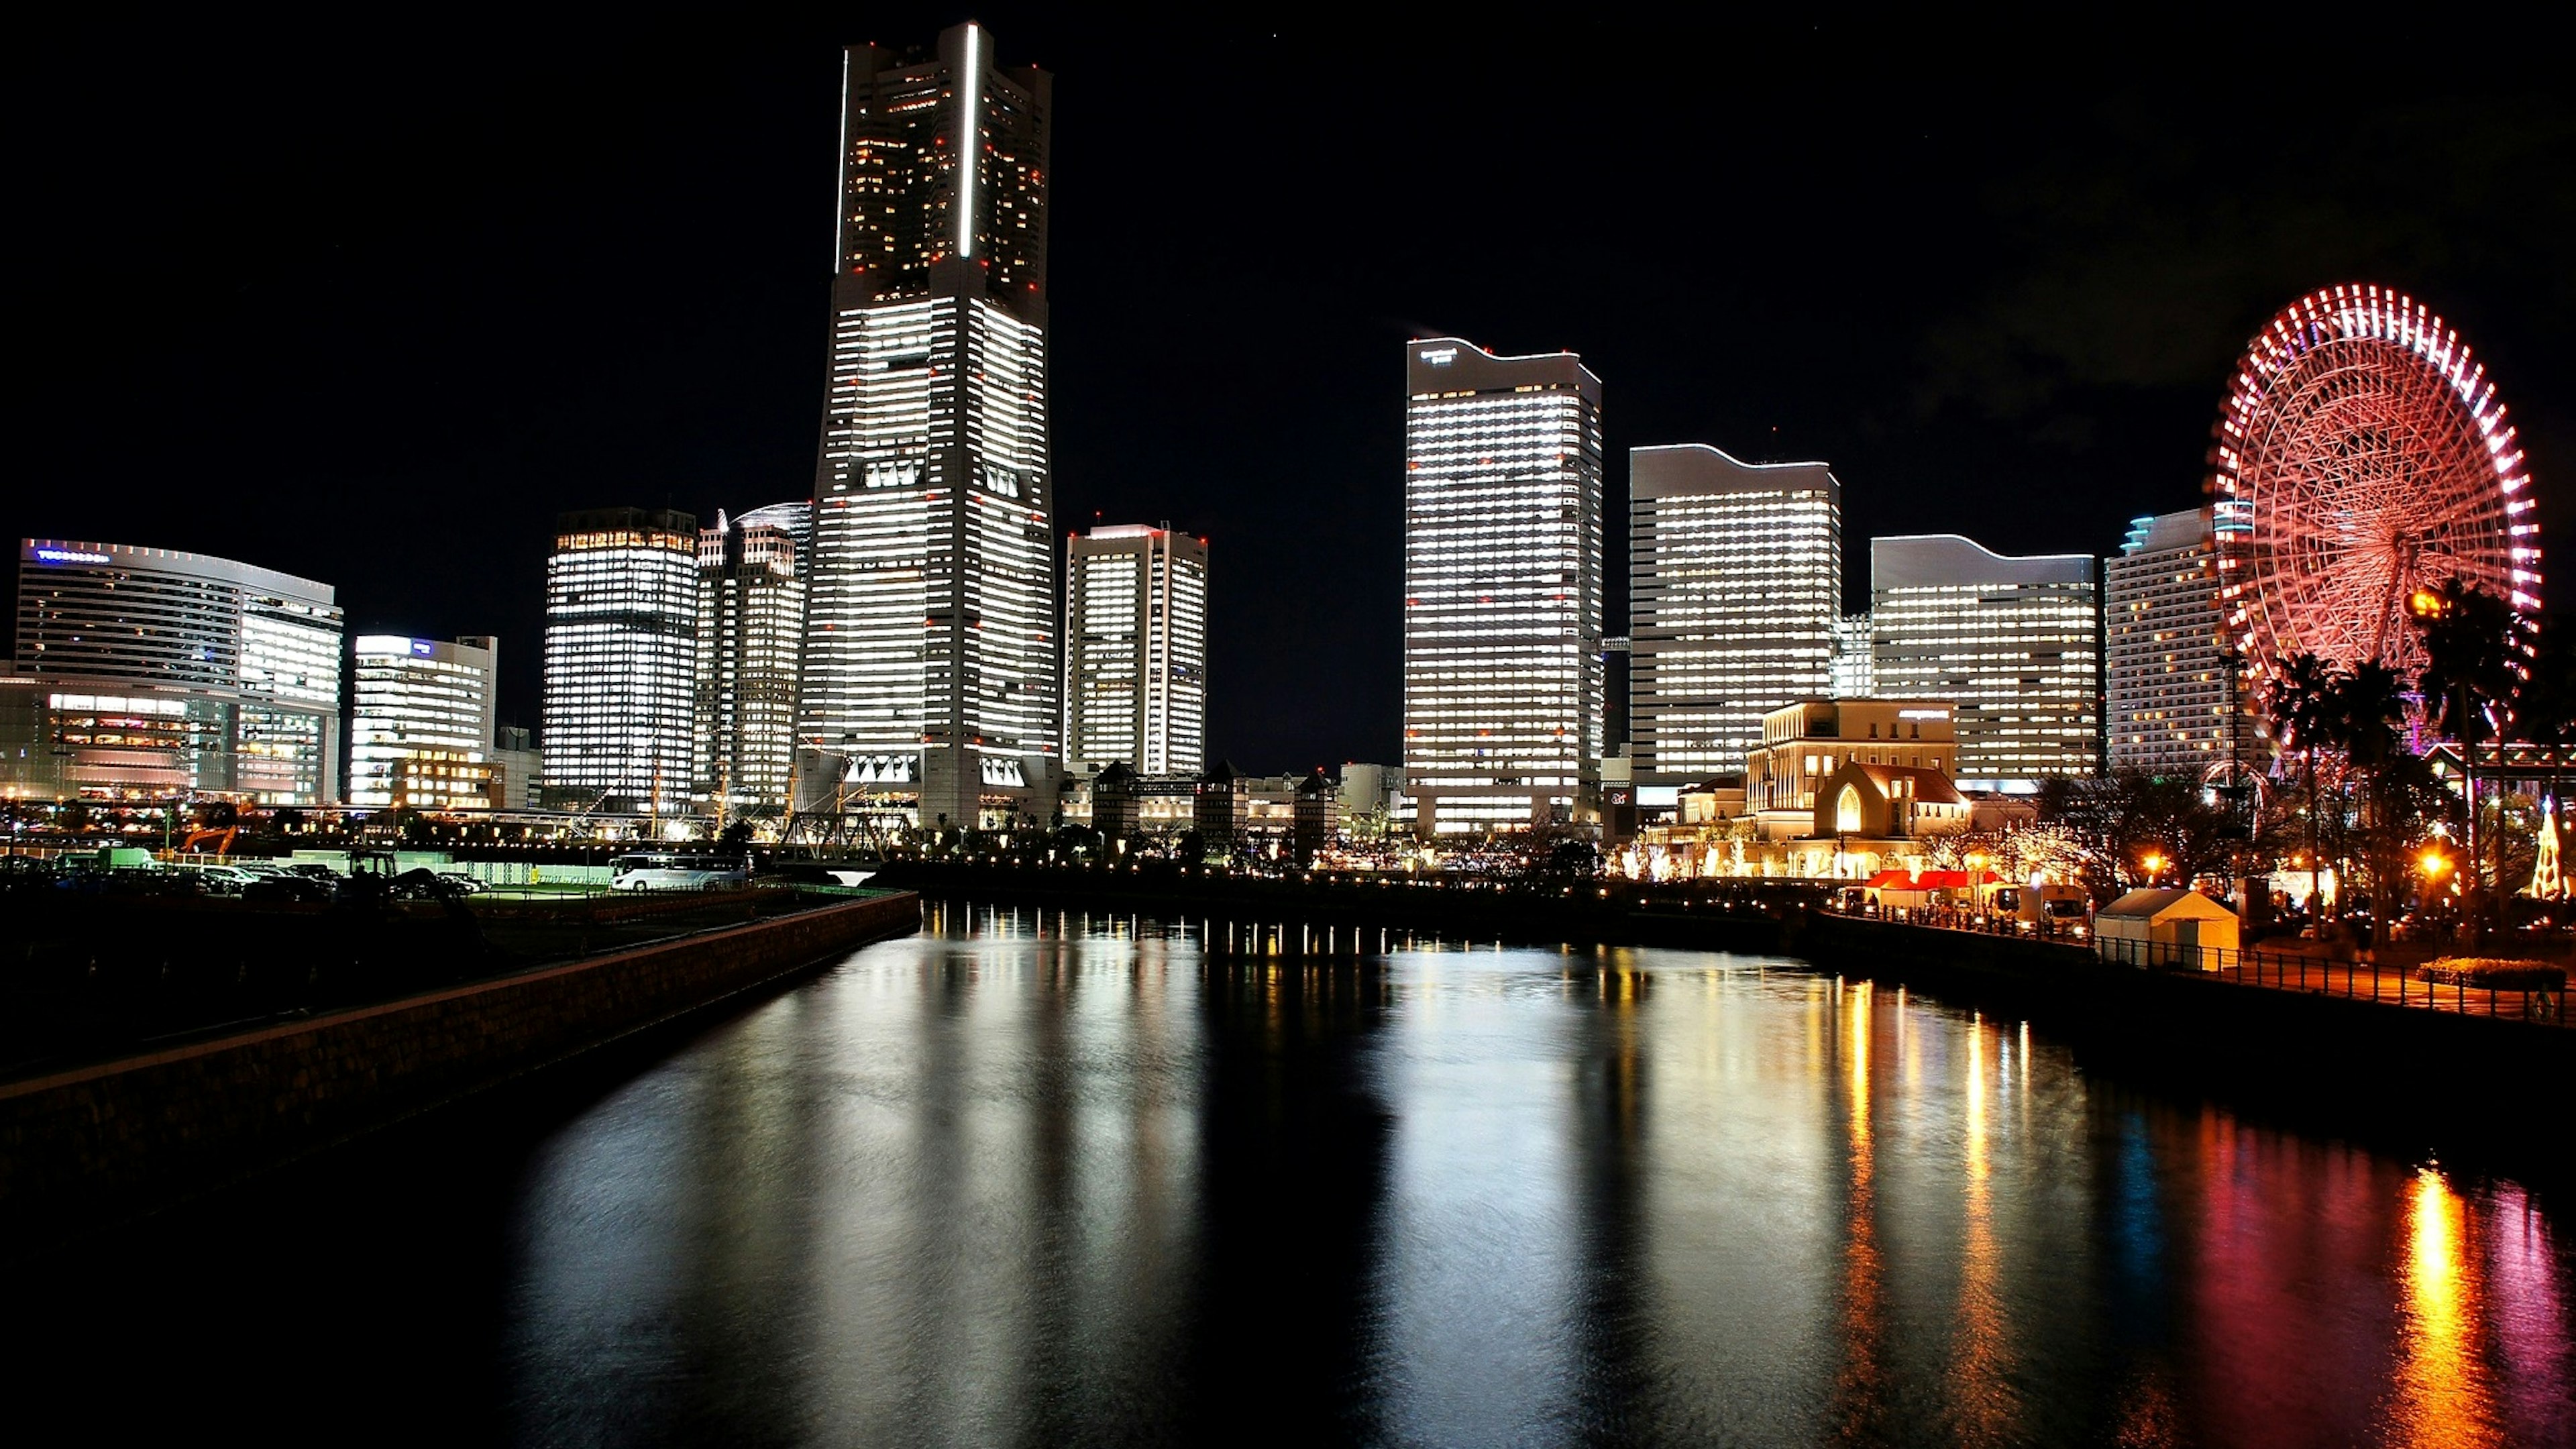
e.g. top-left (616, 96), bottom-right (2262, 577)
top-left (2088, 934), bottom-right (2568, 1025)
top-left (1822, 901), bottom-right (2568, 1026)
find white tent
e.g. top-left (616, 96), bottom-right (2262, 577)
top-left (2094, 888), bottom-right (2240, 970)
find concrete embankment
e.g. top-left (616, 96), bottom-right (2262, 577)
top-left (888, 864), bottom-right (2573, 1171)
top-left (0, 891), bottom-right (918, 1246)
top-left (1780, 913), bottom-right (2576, 1170)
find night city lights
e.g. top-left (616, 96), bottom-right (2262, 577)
top-left (5, 13), bottom-right (2574, 1444)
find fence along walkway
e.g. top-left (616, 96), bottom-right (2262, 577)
top-left (2090, 934), bottom-right (2567, 1026)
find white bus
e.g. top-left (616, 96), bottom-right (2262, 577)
top-left (608, 852), bottom-right (751, 892)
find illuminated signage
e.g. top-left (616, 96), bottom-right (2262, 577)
top-left (32, 548), bottom-right (110, 566)
top-left (1419, 347), bottom-right (1458, 366)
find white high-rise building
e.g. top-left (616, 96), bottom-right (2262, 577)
top-left (1870, 535), bottom-right (2102, 788)
top-left (1628, 444), bottom-right (1840, 783)
top-left (1402, 336), bottom-right (1605, 836)
top-left (695, 508), bottom-right (807, 817)
top-left (798, 22), bottom-right (1057, 830)
top-left (2106, 506), bottom-right (2259, 778)
top-left (1832, 613), bottom-right (1876, 698)
top-left (348, 635), bottom-right (497, 810)
top-left (1065, 525), bottom-right (1208, 777)
top-left (10, 539), bottom-right (343, 804)
top-left (541, 508), bottom-right (699, 812)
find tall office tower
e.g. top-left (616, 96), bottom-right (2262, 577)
top-left (541, 508), bottom-right (699, 812)
top-left (799, 22), bottom-right (1056, 830)
top-left (1628, 444), bottom-right (1840, 783)
top-left (348, 635), bottom-right (498, 810)
top-left (11, 539), bottom-right (343, 803)
top-left (694, 508), bottom-right (807, 816)
top-left (1402, 337), bottom-right (1605, 836)
top-left (2106, 506), bottom-right (2259, 778)
top-left (1831, 613), bottom-right (1876, 698)
top-left (1063, 525), bottom-right (1209, 777)
top-left (1871, 535), bottom-right (2102, 788)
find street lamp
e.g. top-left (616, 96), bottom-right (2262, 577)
top-left (2142, 850), bottom-right (2166, 885)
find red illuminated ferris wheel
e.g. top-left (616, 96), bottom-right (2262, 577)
top-left (2212, 284), bottom-right (2540, 685)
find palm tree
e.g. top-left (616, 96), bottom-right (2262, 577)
top-left (2267, 651), bottom-right (2343, 927)
top-left (2414, 579), bottom-right (2533, 932)
top-left (2332, 660), bottom-right (2409, 948)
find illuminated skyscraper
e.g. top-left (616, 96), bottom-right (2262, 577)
top-left (1870, 534), bottom-right (2102, 788)
top-left (2106, 506), bottom-right (2259, 777)
top-left (1064, 525), bottom-right (1208, 777)
top-left (1402, 337), bottom-right (1605, 836)
top-left (798, 22), bottom-right (1056, 830)
top-left (1831, 613), bottom-right (1876, 698)
top-left (348, 635), bottom-right (497, 810)
top-left (10, 539), bottom-right (343, 804)
top-left (541, 508), bottom-right (698, 812)
top-left (1628, 444), bottom-right (1840, 783)
top-left (694, 508), bottom-right (806, 816)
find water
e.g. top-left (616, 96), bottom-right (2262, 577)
top-left (14, 909), bottom-right (2574, 1445)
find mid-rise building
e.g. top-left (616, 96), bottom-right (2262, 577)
top-left (1628, 444), bottom-right (1840, 782)
top-left (2106, 507), bottom-right (2260, 779)
top-left (492, 724), bottom-right (541, 812)
top-left (1402, 337), bottom-right (1605, 836)
top-left (541, 508), bottom-right (699, 812)
top-left (7, 539), bottom-right (343, 804)
top-left (798, 22), bottom-right (1058, 830)
top-left (694, 508), bottom-right (807, 818)
top-left (1870, 535), bottom-right (2102, 789)
top-left (1743, 698), bottom-right (1961, 821)
top-left (1064, 525), bottom-right (1208, 777)
top-left (347, 635), bottom-right (498, 810)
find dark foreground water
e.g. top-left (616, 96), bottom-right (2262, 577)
top-left (14, 908), bottom-right (2575, 1446)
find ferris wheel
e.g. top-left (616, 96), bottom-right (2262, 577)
top-left (2212, 284), bottom-right (2540, 685)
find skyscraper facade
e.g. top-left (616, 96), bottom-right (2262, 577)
top-left (1064, 525), bottom-right (1208, 777)
top-left (541, 508), bottom-right (698, 812)
top-left (1402, 337), bottom-right (1605, 836)
top-left (1832, 613), bottom-right (1876, 698)
top-left (1870, 535), bottom-right (2102, 788)
top-left (694, 508), bottom-right (806, 817)
top-left (1628, 444), bottom-right (1840, 783)
top-left (2106, 506), bottom-right (2259, 778)
top-left (348, 635), bottom-right (497, 810)
top-left (799, 22), bottom-right (1057, 830)
top-left (9, 539), bottom-right (343, 803)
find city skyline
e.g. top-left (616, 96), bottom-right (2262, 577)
top-left (13, 13), bottom-right (2572, 772)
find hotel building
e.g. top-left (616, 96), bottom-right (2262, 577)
top-left (1628, 444), bottom-right (1840, 783)
top-left (540, 508), bottom-right (699, 812)
top-left (1064, 525), bottom-right (1209, 777)
top-left (2106, 506), bottom-right (2259, 778)
top-left (1403, 337), bottom-right (1605, 835)
top-left (6, 539), bottom-right (343, 804)
top-left (694, 508), bottom-right (806, 816)
top-left (1870, 535), bottom-right (2102, 788)
top-left (798, 22), bottom-right (1057, 830)
top-left (347, 635), bottom-right (498, 810)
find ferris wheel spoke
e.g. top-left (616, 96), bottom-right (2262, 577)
top-left (2218, 286), bottom-right (2534, 678)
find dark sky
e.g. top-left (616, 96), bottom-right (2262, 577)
top-left (15, 11), bottom-right (2573, 773)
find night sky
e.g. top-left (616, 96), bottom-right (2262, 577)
top-left (16, 11), bottom-right (2572, 773)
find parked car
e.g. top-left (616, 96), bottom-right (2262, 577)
top-left (246, 875), bottom-right (333, 904)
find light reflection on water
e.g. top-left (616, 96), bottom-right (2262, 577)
top-left (492, 911), bottom-right (2574, 1446)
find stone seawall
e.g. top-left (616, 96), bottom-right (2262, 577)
top-left (0, 892), bottom-right (918, 1243)
top-left (1783, 912), bottom-right (2576, 1105)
